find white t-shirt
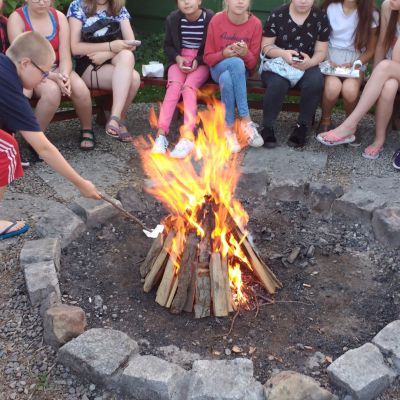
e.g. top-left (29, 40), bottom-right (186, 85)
top-left (327, 3), bottom-right (379, 51)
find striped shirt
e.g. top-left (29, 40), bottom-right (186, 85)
top-left (180, 11), bottom-right (205, 49)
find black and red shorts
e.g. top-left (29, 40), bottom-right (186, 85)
top-left (0, 129), bottom-right (23, 186)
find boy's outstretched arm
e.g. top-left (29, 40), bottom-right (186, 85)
top-left (20, 131), bottom-right (101, 199)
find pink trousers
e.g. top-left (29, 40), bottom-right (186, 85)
top-left (158, 48), bottom-right (209, 137)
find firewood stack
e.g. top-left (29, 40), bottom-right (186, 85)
top-left (139, 196), bottom-right (282, 318)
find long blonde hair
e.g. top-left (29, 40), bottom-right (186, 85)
top-left (84, 0), bottom-right (125, 17)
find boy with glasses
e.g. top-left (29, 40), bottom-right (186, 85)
top-left (0, 31), bottom-right (100, 240)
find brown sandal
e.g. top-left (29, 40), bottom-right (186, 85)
top-left (118, 120), bottom-right (133, 142)
top-left (318, 117), bottom-right (333, 134)
top-left (105, 115), bottom-right (121, 139)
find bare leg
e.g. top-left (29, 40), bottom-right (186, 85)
top-left (120, 69), bottom-right (141, 123)
top-left (342, 77), bottom-right (362, 116)
top-left (321, 76), bottom-right (342, 127)
top-left (33, 80), bottom-right (62, 132)
top-left (70, 71), bottom-right (92, 129)
top-left (321, 60), bottom-right (400, 138)
top-left (0, 186), bottom-right (26, 233)
top-left (82, 50), bottom-right (135, 132)
top-left (371, 79), bottom-right (399, 148)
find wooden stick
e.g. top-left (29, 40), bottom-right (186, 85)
top-left (143, 229), bottom-right (175, 293)
top-left (140, 233), bottom-right (164, 278)
top-left (166, 278), bottom-right (179, 308)
top-left (170, 232), bottom-right (199, 314)
top-left (194, 267), bottom-right (211, 318)
top-left (156, 253), bottom-right (177, 307)
top-left (235, 227), bottom-right (282, 294)
top-left (210, 253), bottom-right (229, 317)
top-left (221, 256), bottom-right (233, 312)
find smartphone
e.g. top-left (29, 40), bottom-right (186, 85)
top-left (292, 53), bottom-right (304, 62)
top-left (125, 40), bottom-right (141, 46)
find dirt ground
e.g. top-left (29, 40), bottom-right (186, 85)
top-left (60, 154), bottom-right (400, 393)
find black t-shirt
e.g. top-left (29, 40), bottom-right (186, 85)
top-left (263, 5), bottom-right (331, 57)
top-left (0, 54), bottom-right (40, 133)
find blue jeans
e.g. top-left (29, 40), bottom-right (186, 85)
top-left (210, 57), bottom-right (249, 127)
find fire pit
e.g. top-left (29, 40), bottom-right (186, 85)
top-left (136, 100), bottom-right (281, 317)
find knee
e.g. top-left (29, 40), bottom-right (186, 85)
top-left (342, 85), bottom-right (359, 104)
top-left (228, 57), bottom-right (246, 73)
top-left (131, 70), bottom-right (141, 89)
top-left (381, 79), bottom-right (399, 100)
top-left (324, 78), bottom-right (342, 95)
top-left (304, 73), bottom-right (324, 94)
top-left (116, 49), bottom-right (135, 66)
top-left (71, 77), bottom-right (90, 98)
top-left (39, 83), bottom-right (61, 106)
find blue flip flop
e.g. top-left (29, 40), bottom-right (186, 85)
top-left (0, 221), bottom-right (29, 240)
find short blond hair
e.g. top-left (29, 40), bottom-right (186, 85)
top-left (6, 31), bottom-right (55, 65)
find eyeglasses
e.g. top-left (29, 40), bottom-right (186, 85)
top-left (30, 60), bottom-right (50, 80)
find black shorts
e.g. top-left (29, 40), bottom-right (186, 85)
top-left (75, 56), bottom-right (112, 77)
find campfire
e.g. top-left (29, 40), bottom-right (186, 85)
top-left (136, 100), bottom-right (282, 318)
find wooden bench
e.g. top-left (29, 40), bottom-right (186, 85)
top-left (29, 89), bottom-right (113, 126)
top-left (141, 76), bottom-right (304, 113)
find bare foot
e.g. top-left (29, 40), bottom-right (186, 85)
top-left (0, 220), bottom-right (26, 234)
top-left (320, 123), bottom-right (357, 139)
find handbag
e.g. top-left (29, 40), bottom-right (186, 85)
top-left (81, 18), bottom-right (122, 43)
top-left (142, 61), bottom-right (164, 78)
top-left (259, 54), bottom-right (304, 87)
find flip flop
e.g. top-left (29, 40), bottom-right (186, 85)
top-left (362, 144), bottom-right (383, 160)
top-left (316, 131), bottom-right (356, 146)
top-left (0, 221), bottom-right (29, 240)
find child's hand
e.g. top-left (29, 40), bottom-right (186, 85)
top-left (110, 40), bottom-right (133, 53)
top-left (88, 51), bottom-right (113, 66)
top-left (222, 45), bottom-right (237, 58)
top-left (176, 55), bottom-right (191, 72)
top-left (191, 59), bottom-right (198, 71)
top-left (232, 41), bottom-right (248, 57)
top-left (78, 179), bottom-right (101, 199)
top-left (282, 50), bottom-right (300, 65)
top-left (292, 52), bottom-right (311, 71)
top-left (339, 63), bottom-right (353, 69)
top-left (56, 73), bottom-right (71, 97)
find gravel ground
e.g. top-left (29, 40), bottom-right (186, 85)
top-left (0, 103), bottom-right (399, 400)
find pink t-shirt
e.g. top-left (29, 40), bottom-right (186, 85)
top-left (204, 11), bottom-right (262, 72)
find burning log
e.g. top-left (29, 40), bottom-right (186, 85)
top-left (170, 232), bottom-right (198, 314)
top-left (139, 199), bottom-right (282, 318)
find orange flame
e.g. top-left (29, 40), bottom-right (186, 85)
top-left (136, 99), bottom-right (252, 306)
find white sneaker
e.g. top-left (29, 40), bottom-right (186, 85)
top-left (225, 129), bottom-right (241, 153)
top-left (152, 135), bottom-right (169, 154)
top-left (242, 121), bottom-right (264, 147)
top-left (170, 138), bottom-right (194, 158)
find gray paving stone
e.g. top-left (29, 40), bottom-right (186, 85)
top-left (240, 147), bottom-right (327, 201)
top-left (372, 320), bottom-right (400, 372)
top-left (36, 152), bottom-right (127, 202)
top-left (35, 205), bottom-right (86, 248)
top-left (372, 208), bottom-right (400, 249)
top-left (119, 355), bottom-right (188, 400)
top-left (264, 370), bottom-right (338, 400)
top-left (69, 197), bottom-right (119, 228)
top-left (58, 328), bottom-right (139, 386)
top-left (327, 343), bottom-right (396, 400)
top-left (332, 189), bottom-right (387, 226)
top-left (306, 183), bottom-right (344, 216)
top-left (24, 260), bottom-right (61, 307)
top-left (19, 238), bottom-right (61, 272)
top-left (187, 358), bottom-right (264, 400)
